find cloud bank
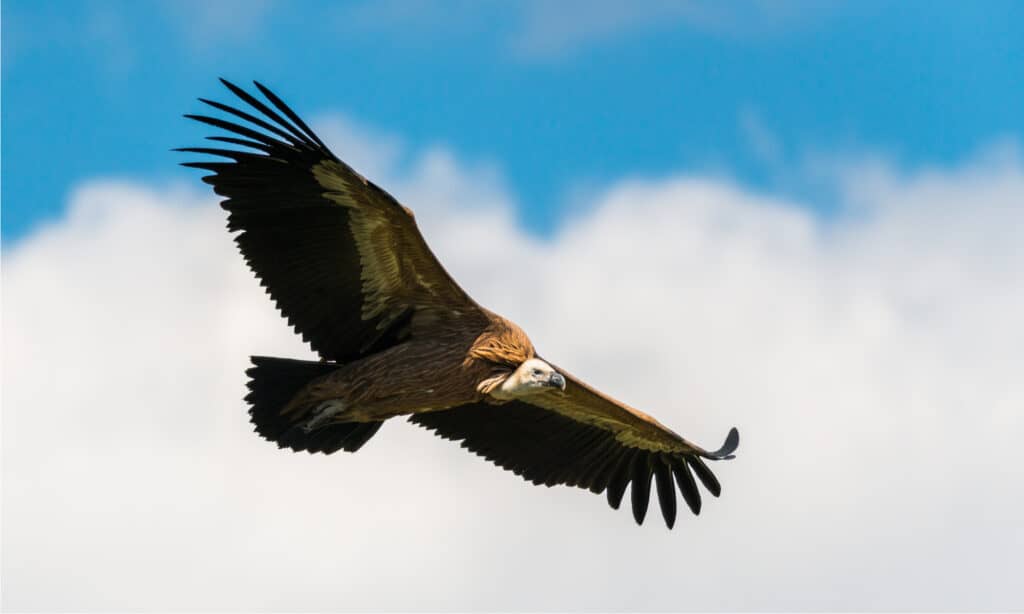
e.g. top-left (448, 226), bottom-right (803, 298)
top-left (3, 120), bottom-right (1023, 610)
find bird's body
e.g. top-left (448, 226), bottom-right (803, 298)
top-left (181, 79), bottom-right (739, 528)
top-left (283, 313), bottom-right (532, 422)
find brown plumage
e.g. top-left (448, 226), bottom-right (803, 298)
top-left (180, 79), bottom-right (739, 528)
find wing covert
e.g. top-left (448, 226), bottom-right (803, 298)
top-left (533, 363), bottom-right (738, 458)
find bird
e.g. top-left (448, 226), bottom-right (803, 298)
top-left (179, 79), bottom-right (739, 529)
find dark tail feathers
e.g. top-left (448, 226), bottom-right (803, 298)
top-left (245, 356), bottom-right (383, 454)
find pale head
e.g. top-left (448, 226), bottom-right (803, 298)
top-left (488, 358), bottom-right (566, 400)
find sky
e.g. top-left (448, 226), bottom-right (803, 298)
top-left (3, 1), bottom-right (1023, 611)
top-left (4, 0), bottom-right (1024, 240)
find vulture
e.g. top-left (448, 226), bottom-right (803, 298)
top-left (180, 79), bottom-right (739, 529)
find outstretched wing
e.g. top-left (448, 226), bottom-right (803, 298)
top-left (410, 366), bottom-right (738, 529)
top-left (179, 79), bottom-right (486, 362)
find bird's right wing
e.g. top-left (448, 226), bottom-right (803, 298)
top-left (410, 365), bottom-right (738, 528)
top-left (179, 79), bottom-right (488, 363)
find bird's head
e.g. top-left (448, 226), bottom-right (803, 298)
top-left (485, 358), bottom-right (566, 400)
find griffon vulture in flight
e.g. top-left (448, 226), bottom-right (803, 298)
top-left (180, 79), bottom-right (739, 529)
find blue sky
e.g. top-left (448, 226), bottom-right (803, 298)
top-left (3, 0), bottom-right (1022, 240)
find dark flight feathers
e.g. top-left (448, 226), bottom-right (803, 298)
top-left (179, 79), bottom-right (473, 362)
top-left (410, 402), bottom-right (738, 528)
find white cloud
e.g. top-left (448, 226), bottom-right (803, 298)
top-left (739, 106), bottom-right (784, 168)
top-left (326, 1), bottom-right (845, 60)
top-left (3, 119), bottom-right (1023, 610)
top-left (160, 0), bottom-right (278, 52)
top-left (510, 0), bottom-right (845, 59)
top-left (3, 3), bottom-right (141, 76)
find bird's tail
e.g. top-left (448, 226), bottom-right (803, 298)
top-left (245, 356), bottom-right (383, 454)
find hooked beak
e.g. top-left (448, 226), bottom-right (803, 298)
top-left (548, 372), bottom-right (566, 391)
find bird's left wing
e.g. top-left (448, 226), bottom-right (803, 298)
top-left (179, 79), bottom-right (487, 363)
top-left (410, 366), bottom-right (738, 528)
